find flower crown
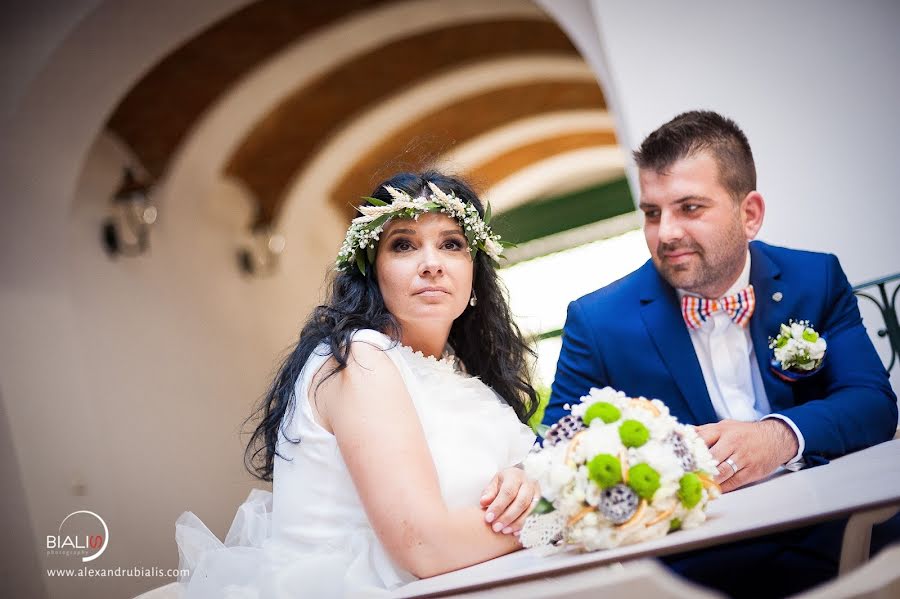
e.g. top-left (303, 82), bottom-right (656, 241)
top-left (335, 181), bottom-right (507, 274)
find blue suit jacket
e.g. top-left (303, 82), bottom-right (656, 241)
top-left (546, 241), bottom-right (897, 459)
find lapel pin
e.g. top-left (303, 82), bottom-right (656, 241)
top-left (772, 291), bottom-right (783, 302)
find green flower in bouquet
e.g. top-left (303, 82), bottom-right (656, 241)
top-left (588, 454), bottom-right (622, 488)
top-left (584, 401), bottom-right (621, 425)
top-left (628, 463), bottom-right (661, 500)
top-left (619, 420), bottom-right (650, 448)
top-left (678, 473), bottom-right (703, 509)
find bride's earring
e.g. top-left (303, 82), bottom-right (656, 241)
top-left (469, 289), bottom-right (477, 307)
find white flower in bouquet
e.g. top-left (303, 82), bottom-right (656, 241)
top-left (520, 387), bottom-right (721, 552)
top-left (523, 444), bottom-right (574, 502)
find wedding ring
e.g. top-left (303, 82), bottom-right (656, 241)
top-left (724, 457), bottom-right (739, 475)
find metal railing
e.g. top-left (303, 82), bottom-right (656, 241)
top-left (854, 273), bottom-right (900, 373)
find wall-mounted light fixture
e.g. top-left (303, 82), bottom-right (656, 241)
top-left (101, 168), bottom-right (156, 257)
top-left (237, 225), bottom-right (286, 276)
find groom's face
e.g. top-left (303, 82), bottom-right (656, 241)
top-left (638, 151), bottom-right (753, 298)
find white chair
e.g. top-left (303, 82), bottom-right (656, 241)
top-left (445, 559), bottom-right (726, 598)
top-left (838, 505), bottom-right (900, 573)
top-left (790, 542), bottom-right (900, 599)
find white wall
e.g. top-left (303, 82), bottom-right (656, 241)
top-left (65, 133), bottom-right (287, 595)
top-left (0, 2), bottom-right (277, 597)
top-left (1, 109), bottom-right (294, 597)
top-left (539, 0), bottom-right (900, 392)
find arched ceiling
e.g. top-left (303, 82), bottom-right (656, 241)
top-left (105, 0), bottom-right (621, 232)
top-left (467, 130), bottom-right (618, 189)
top-left (332, 80), bottom-right (607, 213)
top-left (107, 0), bottom-right (391, 180)
top-left (225, 19), bottom-right (581, 223)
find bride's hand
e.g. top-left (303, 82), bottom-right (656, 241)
top-left (479, 467), bottom-right (541, 535)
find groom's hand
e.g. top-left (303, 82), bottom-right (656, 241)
top-left (695, 419), bottom-right (799, 493)
top-left (480, 467), bottom-right (541, 535)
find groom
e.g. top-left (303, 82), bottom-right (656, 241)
top-left (545, 110), bottom-right (897, 594)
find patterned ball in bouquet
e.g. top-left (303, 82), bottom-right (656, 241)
top-left (521, 387), bottom-right (721, 551)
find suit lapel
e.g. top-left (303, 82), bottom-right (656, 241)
top-left (748, 242), bottom-right (792, 411)
top-left (638, 262), bottom-right (718, 424)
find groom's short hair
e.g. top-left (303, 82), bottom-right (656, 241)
top-left (633, 110), bottom-right (756, 202)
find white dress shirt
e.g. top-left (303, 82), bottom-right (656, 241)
top-left (677, 252), bottom-right (804, 469)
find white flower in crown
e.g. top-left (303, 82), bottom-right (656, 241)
top-left (335, 182), bottom-right (507, 274)
top-left (768, 319), bottom-right (827, 373)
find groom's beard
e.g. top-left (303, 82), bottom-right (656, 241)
top-left (654, 227), bottom-right (746, 297)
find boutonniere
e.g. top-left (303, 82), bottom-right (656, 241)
top-left (768, 320), bottom-right (827, 381)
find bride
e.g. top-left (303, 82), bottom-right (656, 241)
top-left (175, 171), bottom-right (541, 597)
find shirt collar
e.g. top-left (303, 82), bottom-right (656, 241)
top-left (676, 250), bottom-right (751, 300)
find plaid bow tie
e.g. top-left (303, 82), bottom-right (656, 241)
top-left (681, 285), bottom-right (756, 330)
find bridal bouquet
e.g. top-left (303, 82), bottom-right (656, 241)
top-left (520, 387), bottom-right (720, 551)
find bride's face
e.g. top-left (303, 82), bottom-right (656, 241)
top-left (375, 212), bottom-right (474, 328)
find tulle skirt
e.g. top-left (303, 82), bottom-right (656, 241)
top-left (175, 490), bottom-right (413, 598)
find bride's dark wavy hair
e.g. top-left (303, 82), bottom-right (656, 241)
top-left (245, 171), bottom-right (538, 481)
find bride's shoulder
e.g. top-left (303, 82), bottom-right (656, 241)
top-left (348, 328), bottom-right (396, 351)
top-left (311, 330), bottom-right (397, 363)
top-left (328, 330), bottom-right (403, 377)
top-left (314, 332), bottom-right (408, 414)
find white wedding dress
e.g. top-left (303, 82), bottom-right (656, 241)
top-left (174, 329), bottom-right (536, 598)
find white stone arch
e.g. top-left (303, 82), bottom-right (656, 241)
top-left (274, 56), bottom-right (596, 292)
top-left (436, 109), bottom-right (616, 174)
top-left (483, 146), bottom-right (626, 212)
top-left (159, 0), bottom-right (552, 346)
top-left (168, 0), bottom-right (546, 224)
